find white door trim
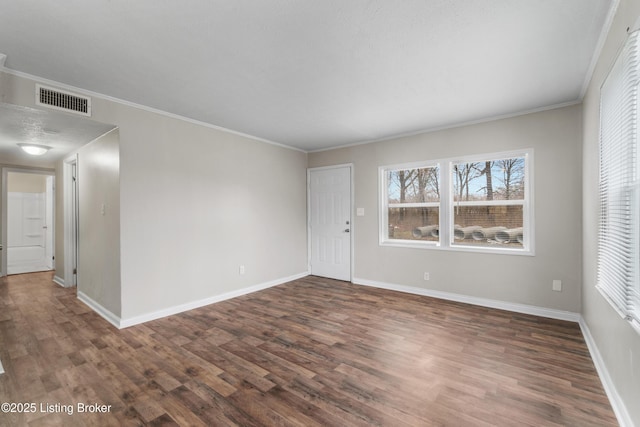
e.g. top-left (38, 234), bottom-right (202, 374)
top-left (63, 154), bottom-right (78, 287)
top-left (45, 176), bottom-right (54, 269)
top-left (307, 163), bottom-right (354, 282)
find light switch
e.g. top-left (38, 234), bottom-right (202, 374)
top-left (356, 207), bottom-right (365, 216)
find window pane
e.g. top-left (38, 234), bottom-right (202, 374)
top-left (451, 157), bottom-right (526, 249)
top-left (388, 207), bottom-right (439, 241)
top-left (388, 166), bottom-right (440, 203)
top-left (452, 205), bottom-right (524, 248)
top-left (386, 165), bottom-right (440, 242)
top-left (453, 158), bottom-right (525, 202)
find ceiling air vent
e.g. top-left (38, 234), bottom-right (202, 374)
top-left (35, 84), bottom-right (92, 117)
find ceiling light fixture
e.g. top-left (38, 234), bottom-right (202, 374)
top-left (17, 143), bottom-right (51, 156)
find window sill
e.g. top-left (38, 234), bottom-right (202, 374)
top-left (596, 286), bottom-right (640, 337)
top-left (380, 240), bottom-right (535, 256)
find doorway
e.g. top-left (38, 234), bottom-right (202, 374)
top-left (2, 169), bottom-right (55, 275)
top-left (63, 156), bottom-right (78, 287)
top-left (308, 164), bottom-right (353, 281)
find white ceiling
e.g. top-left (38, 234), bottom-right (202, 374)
top-left (0, 103), bottom-right (116, 169)
top-left (0, 0), bottom-right (613, 152)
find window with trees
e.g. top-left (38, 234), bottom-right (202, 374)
top-left (452, 155), bottom-right (526, 249)
top-left (380, 149), bottom-right (533, 254)
top-left (383, 164), bottom-right (440, 243)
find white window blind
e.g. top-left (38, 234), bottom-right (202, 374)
top-left (598, 29), bottom-right (640, 330)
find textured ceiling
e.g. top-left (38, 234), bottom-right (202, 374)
top-left (0, 103), bottom-right (116, 169)
top-left (0, 0), bottom-right (613, 152)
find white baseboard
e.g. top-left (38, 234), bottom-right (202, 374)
top-left (53, 275), bottom-right (65, 287)
top-left (119, 272), bottom-right (309, 329)
top-left (352, 277), bottom-right (581, 322)
top-left (74, 272), bottom-right (632, 426)
top-left (77, 291), bottom-right (122, 329)
top-left (579, 318), bottom-right (633, 427)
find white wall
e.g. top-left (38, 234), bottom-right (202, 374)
top-left (309, 104), bottom-right (583, 313)
top-left (582, 0), bottom-right (640, 425)
top-left (77, 129), bottom-right (121, 317)
top-left (0, 70), bottom-right (309, 324)
top-left (109, 107), bottom-right (308, 322)
top-left (7, 172), bottom-right (46, 193)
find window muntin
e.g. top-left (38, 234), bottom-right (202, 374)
top-left (451, 157), bottom-right (526, 249)
top-left (384, 165), bottom-right (440, 243)
top-left (380, 150), bottom-right (533, 255)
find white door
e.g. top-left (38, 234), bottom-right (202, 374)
top-left (309, 166), bottom-right (351, 281)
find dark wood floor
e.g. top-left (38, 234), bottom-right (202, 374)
top-left (0, 272), bottom-right (617, 426)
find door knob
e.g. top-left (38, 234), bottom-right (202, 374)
top-left (344, 229), bottom-right (350, 233)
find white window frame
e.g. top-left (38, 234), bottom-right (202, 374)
top-left (379, 149), bottom-right (534, 256)
top-left (379, 160), bottom-right (441, 249)
top-left (597, 28), bottom-right (640, 333)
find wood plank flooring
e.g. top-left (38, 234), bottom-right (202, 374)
top-left (0, 272), bottom-right (617, 426)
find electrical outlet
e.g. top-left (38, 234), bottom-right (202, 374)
top-left (239, 265), bottom-right (245, 275)
top-left (424, 272), bottom-right (430, 281)
top-left (552, 280), bottom-right (562, 292)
